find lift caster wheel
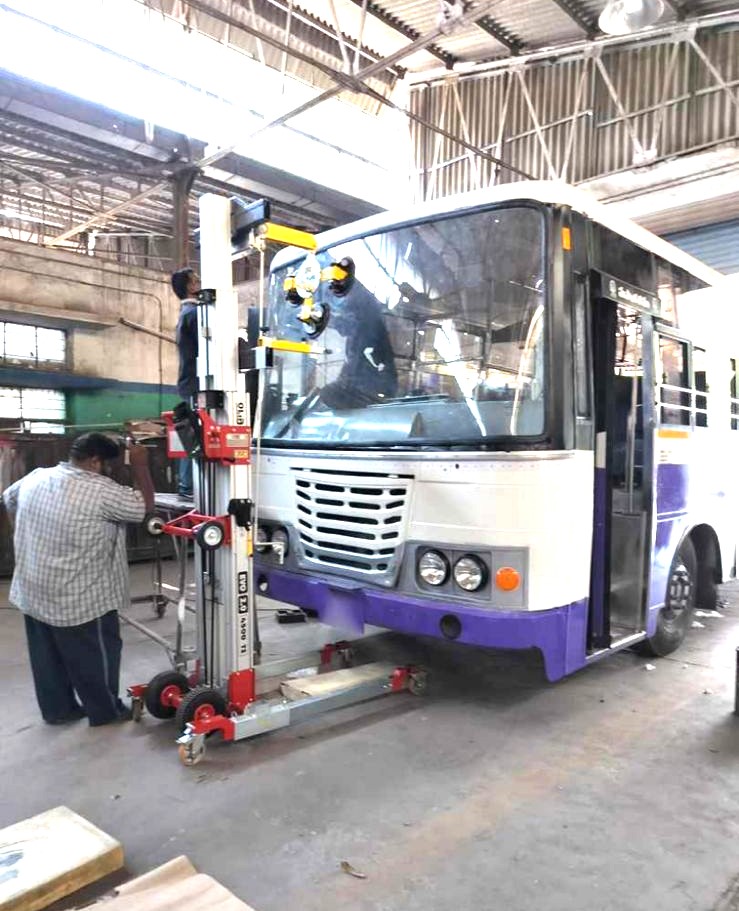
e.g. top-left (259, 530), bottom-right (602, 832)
top-left (178, 740), bottom-right (206, 766)
top-left (409, 670), bottom-right (428, 696)
top-left (131, 697), bottom-right (144, 723)
top-left (145, 514), bottom-right (165, 536)
top-left (194, 520), bottom-right (225, 551)
top-left (153, 594), bottom-right (168, 619)
top-left (174, 686), bottom-right (228, 734)
top-left (144, 670), bottom-right (190, 719)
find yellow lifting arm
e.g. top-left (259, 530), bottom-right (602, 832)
top-left (258, 337), bottom-right (314, 354)
top-left (257, 223), bottom-right (317, 250)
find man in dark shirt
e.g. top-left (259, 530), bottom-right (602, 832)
top-left (171, 268), bottom-right (200, 498)
top-left (320, 279), bottom-right (397, 410)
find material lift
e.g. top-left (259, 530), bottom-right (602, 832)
top-left (127, 194), bottom-right (426, 766)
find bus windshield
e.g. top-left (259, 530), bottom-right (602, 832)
top-left (262, 205), bottom-right (546, 448)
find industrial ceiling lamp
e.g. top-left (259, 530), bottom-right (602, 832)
top-left (598, 0), bottom-right (665, 35)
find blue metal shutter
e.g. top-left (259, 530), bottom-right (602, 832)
top-left (664, 220), bottom-right (739, 275)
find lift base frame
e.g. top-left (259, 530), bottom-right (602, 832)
top-left (175, 663), bottom-right (426, 766)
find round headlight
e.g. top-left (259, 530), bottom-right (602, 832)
top-left (418, 550), bottom-right (449, 586)
top-left (255, 525), bottom-right (270, 554)
top-left (271, 526), bottom-right (289, 557)
top-left (453, 555), bottom-right (487, 592)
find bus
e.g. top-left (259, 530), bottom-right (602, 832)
top-left (252, 181), bottom-right (736, 682)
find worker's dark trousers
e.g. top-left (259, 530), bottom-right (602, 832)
top-left (23, 611), bottom-right (125, 726)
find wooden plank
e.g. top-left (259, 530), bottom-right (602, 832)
top-left (280, 662), bottom-right (396, 701)
top-left (83, 856), bottom-right (257, 911)
top-left (0, 806), bottom-right (123, 911)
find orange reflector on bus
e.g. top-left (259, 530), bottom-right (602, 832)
top-left (495, 567), bottom-right (521, 592)
top-left (561, 227), bottom-right (572, 251)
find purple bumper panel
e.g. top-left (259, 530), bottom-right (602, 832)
top-left (261, 568), bottom-right (589, 682)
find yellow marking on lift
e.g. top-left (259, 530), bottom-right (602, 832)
top-left (657, 428), bottom-right (691, 439)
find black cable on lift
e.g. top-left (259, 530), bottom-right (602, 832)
top-left (207, 458), bottom-right (217, 688)
top-left (198, 456), bottom-right (209, 686)
top-left (209, 548), bottom-right (216, 689)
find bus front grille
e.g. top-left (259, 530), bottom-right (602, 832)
top-left (292, 467), bottom-right (412, 584)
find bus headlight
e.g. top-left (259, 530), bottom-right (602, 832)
top-left (453, 555), bottom-right (487, 592)
top-left (271, 526), bottom-right (289, 557)
top-left (255, 525), bottom-right (270, 553)
top-left (418, 550), bottom-right (449, 586)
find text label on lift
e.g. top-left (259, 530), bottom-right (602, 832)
top-left (238, 570), bottom-right (248, 655)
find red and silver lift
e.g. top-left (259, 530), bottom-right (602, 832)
top-left (128, 194), bottom-right (425, 766)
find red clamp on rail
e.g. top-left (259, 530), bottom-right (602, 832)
top-left (163, 410), bottom-right (187, 459)
top-left (199, 410), bottom-right (251, 466)
top-left (163, 510), bottom-right (231, 551)
top-left (162, 409), bottom-right (251, 466)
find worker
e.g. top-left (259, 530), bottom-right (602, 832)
top-left (320, 277), bottom-right (398, 410)
top-left (2, 432), bottom-right (155, 726)
top-left (171, 266), bottom-right (201, 499)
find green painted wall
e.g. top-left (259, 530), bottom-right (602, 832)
top-left (67, 389), bottom-right (179, 428)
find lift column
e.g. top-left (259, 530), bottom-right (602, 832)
top-left (195, 193), bottom-right (255, 708)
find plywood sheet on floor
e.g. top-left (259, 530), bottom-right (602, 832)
top-left (0, 806), bottom-right (123, 911)
top-left (82, 856), bottom-right (255, 911)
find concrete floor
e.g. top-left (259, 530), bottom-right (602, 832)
top-left (2, 562), bottom-right (739, 911)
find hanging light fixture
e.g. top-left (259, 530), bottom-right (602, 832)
top-left (598, 0), bottom-right (665, 35)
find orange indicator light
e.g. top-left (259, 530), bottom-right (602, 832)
top-left (495, 567), bottom-right (521, 592)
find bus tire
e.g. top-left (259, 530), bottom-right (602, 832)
top-left (696, 562), bottom-right (719, 612)
top-left (638, 538), bottom-right (697, 657)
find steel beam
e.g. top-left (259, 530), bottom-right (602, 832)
top-left (474, 15), bottom-right (525, 54)
top-left (171, 167), bottom-right (198, 269)
top-left (547, 0), bottom-right (598, 36)
top-left (408, 10), bottom-right (739, 82)
top-left (344, 0), bottom-right (457, 68)
top-left (253, 0), bottom-right (403, 77)
top-left (47, 0), bottom-right (519, 245)
top-left (664, 0), bottom-right (691, 17)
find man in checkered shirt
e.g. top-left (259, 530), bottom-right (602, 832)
top-left (3, 432), bottom-right (155, 726)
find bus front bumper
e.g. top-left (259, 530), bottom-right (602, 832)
top-left (259, 568), bottom-right (588, 682)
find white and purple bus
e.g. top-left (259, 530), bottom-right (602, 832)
top-left (253, 182), bottom-right (736, 681)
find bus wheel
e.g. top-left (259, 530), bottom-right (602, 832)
top-left (639, 539), bottom-right (697, 657)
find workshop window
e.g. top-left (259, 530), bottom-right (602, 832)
top-left (0, 387), bottom-right (66, 433)
top-left (0, 322), bottom-right (66, 368)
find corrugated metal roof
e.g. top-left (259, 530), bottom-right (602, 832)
top-left (153, 0), bottom-right (739, 90)
top-left (484, 0), bottom-right (587, 46)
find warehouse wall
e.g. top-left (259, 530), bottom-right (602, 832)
top-left (0, 237), bottom-right (180, 427)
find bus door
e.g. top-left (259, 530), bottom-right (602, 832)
top-left (590, 300), bottom-right (655, 648)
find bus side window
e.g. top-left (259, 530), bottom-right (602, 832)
top-left (658, 336), bottom-right (690, 426)
top-left (572, 277), bottom-right (590, 418)
top-left (693, 347), bottom-right (708, 428)
top-left (731, 359), bottom-right (739, 431)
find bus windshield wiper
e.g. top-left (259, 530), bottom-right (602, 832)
top-left (271, 388), bottom-right (320, 439)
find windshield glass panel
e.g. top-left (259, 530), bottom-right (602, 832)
top-left (262, 205), bottom-right (546, 447)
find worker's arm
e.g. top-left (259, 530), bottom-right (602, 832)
top-left (100, 444), bottom-right (154, 523)
top-left (2, 478), bottom-right (22, 517)
top-left (128, 443), bottom-right (155, 514)
top-left (2, 469), bottom-right (40, 517)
